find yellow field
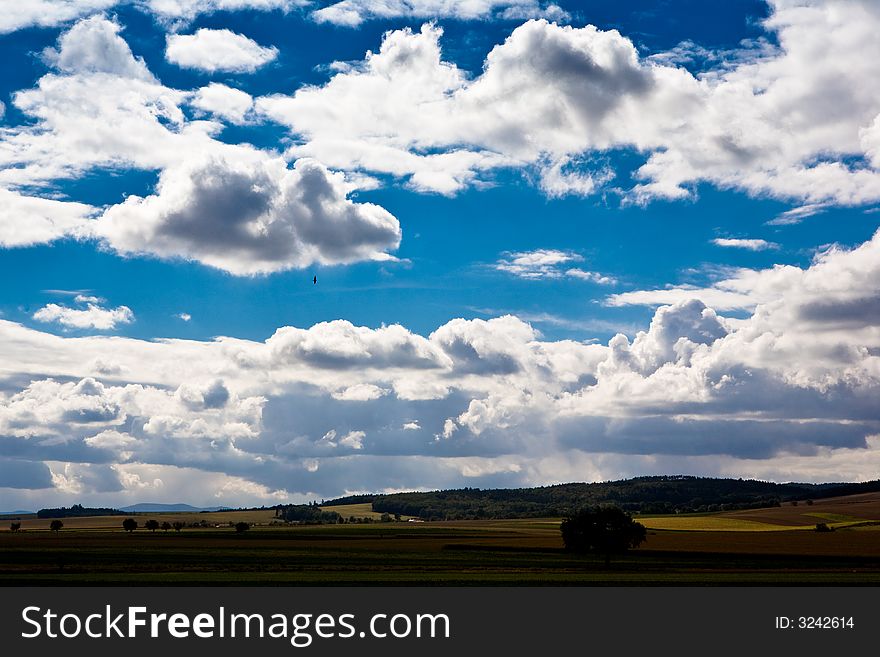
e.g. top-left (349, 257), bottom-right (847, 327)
top-left (639, 516), bottom-right (807, 532)
top-left (5, 504), bottom-right (402, 531)
top-left (806, 512), bottom-right (862, 523)
top-left (320, 502), bottom-right (398, 520)
top-left (4, 509), bottom-right (278, 531)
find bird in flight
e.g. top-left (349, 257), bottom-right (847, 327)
top-left (313, 276), bottom-right (317, 284)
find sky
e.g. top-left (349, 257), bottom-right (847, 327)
top-left (1, 0), bottom-right (879, 510)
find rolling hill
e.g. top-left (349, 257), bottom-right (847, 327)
top-left (324, 476), bottom-right (880, 520)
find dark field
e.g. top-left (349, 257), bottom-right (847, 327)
top-left (3, 513), bottom-right (880, 585)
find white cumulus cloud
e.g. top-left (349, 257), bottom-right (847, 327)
top-left (95, 154), bottom-right (402, 274)
top-left (711, 238), bottom-right (778, 251)
top-left (331, 384), bottom-right (389, 401)
top-left (0, 0), bottom-right (118, 34)
top-left (0, 16), bottom-right (197, 188)
top-left (166, 28), bottom-right (278, 73)
top-left (0, 189), bottom-right (95, 247)
top-left (191, 83), bottom-right (254, 123)
top-left (33, 299), bottom-right (134, 330)
top-left (41, 15), bottom-right (154, 81)
top-left (257, 3), bottom-right (880, 207)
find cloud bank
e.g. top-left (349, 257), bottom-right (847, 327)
top-left (1, 229), bottom-right (878, 506)
top-left (310, 0), bottom-right (569, 26)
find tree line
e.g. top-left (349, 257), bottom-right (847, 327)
top-left (273, 503), bottom-right (398, 524)
top-left (356, 476), bottom-right (880, 520)
top-left (275, 503), bottom-right (342, 524)
top-left (36, 504), bottom-right (121, 519)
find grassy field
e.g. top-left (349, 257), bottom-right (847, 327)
top-left (1, 518), bottom-right (880, 584)
top-left (2, 493), bottom-right (880, 585)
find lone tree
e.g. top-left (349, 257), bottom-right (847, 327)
top-left (122, 518), bottom-right (138, 533)
top-left (50, 519), bottom-right (63, 533)
top-left (10, 522), bottom-right (21, 532)
top-left (172, 521), bottom-right (184, 532)
top-left (144, 519), bottom-right (160, 532)
top-left (560, 505), bottom-right (647, 566)
top-left (234, 522), bottom-right (250, 533)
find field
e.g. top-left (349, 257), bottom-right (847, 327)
top-left (2, 509), bottom-right (278, 531)
top-left (320, 502), bottom-right (404, 520)
top-left (2, 493), bottom-right (880, 585)
top-left (640, 492), bottom-right (880, 531)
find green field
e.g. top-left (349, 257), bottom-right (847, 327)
top-left (3, 513), bottom-right (880, 585)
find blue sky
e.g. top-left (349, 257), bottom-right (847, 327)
top-left (1, 0), bottom-right (880, 509)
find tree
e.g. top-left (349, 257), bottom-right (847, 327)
top-left (161, 522), bottom-right (172, 532)
top-left (50, 519), bottom-right (63, 533)
top-left (144, 519), bottom-right (160, 532)
top-left (234, 522), bottom-right (250, 533)
top-left (560, 505), bottom-right (647, 566)
top-left (10, 522), bottom-right (21, 532)
top-left (172, 521), bottom-right (184, 532)
top-left (122, 518), bottom-right (138, 533)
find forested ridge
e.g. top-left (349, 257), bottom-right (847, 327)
top-left (324, 476), bottom-right (880, 520)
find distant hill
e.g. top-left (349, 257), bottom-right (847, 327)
top-left (35, 503), bottom-right (233, 517)
top-left (325, 476), bottom-right (880, 520)
top-left (118, 503), bottom-right (231, 513)
top-left (0, 510), bottom-right (34, 516)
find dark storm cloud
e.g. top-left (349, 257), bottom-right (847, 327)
top-left (0, 459), bottom-right (53, 489)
